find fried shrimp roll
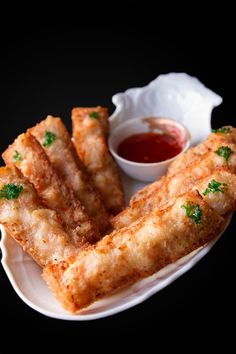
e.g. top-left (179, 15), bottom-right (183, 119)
top-left (167, 126), bottom-right (236, 176)
top-left (128, 126), bottom-right (236, 213)
top-left (0, 166), bottom-right (79, 267)
top-left (194, 169), bottom-right (236, 215)
top-left (129, 127), bottom-right (236, 209)
top-left (43, 191), bottom-right (225, 312)
top-left (112, 144), bottom-right (236, 229)
top-left (30, 115), bottom-right (110, 233)
top-left (72, 106), bottom-right (125, 215)
top-left (2, 132), bottom-right (99, 247)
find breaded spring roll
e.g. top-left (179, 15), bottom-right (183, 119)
top-left (112, 143), bottom-right (236, 229)
top-left (193, 168), bottom-right (236, 216)
top-left (43, 190), bottom-right (225, 312)
top-left (167, 125), bottom-right (236, 176)
top-left (72, 106), bottom-right (125, 215)
top-left (130, 126), bottom-right (236, 210)
top-left (30, 115), bottom-right (110, 233)
top-left (2, 132), bottom-right (99, 248)
top-left (0, 166), bottom-right (78, 267)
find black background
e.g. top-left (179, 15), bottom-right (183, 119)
top-left (0, 3), bottom-right (235, 346)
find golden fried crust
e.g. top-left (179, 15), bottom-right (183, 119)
top-left (0, 166), bottom-right (79, 267)
top-left (43, 191), bottom-right (225, 312)
top-left (194, 169), bottom-right (236, 215)
top-left (2, 132), bottom-right (99, 247)
top-left (72, 107), bottom-right (125, 215)
top-left (112, 143), bottom-right (236, 229)
top-left (130, 128), bottom-right (236, 210)
top-left (30, 115), bottom-right (110, 233)
top-left (167, 126), bottom-right (236, 176)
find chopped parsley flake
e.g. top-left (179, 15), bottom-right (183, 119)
top-left (89, 111), bottom-right (99, 120)
top-left (0, 184), bottom-right (23, 200)
top-left (203, 179), bottom-right (227, 196)
top-left (43, 131), bottom-right (56, 147)
top-left (214, 146), bottom-right (234, 162)
top-left (181, 203), bottom-right (202, 224)
top-left (212, 127), bottom-right (231, 134)
top-left (13, 150), bottom-right (22, 161)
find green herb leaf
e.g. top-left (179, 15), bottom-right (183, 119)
top-left (89, 111), bottom-right (99, 120)
top-left (214, 146), bottom-right (234, 162)
top-left (13, 150), bottom-right (22, 161)
top-left (212, 127), bottom-right (231, 134)
top-left (43, 131), bottom-right (56, 147)
top-left (181, 203), bottom-right (202, 224)
top-left (203, 179), bottom-right (227, 196)
top-left (0, 184), bottom-right (23, 200)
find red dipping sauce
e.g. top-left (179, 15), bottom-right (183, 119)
top-left (117, 132), bottom-right (182, 163)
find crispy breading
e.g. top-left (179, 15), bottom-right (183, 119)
top-left (72, 106), bottom-right (125, 215)
top-left (112, 144), bottom-right (236, 229)
top-left (30, 115), bottom-right (110, 233)
top-left (130, 127), bottom-right (236, 210)
top-left (194, 169), bottom-right (236, 215)
top-left (0, 166), bottom-right (79, 267)
top-left (167, 126), bottom-right (236, 176)
top-left (43, 191), bottom-right (224, 312)
top-left (2, 132), bottom-right (99, 247)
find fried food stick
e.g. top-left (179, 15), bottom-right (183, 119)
top-left (72, 106), bottom-right (125, 215)
top-left (130, 126), bottom-right (236, 209)
top-left (0, 166), bottom-right (79, 267)
top-left (2, 132), bottom-right (99, 248)
top-left (167, 126), bottom-right (236, 176)
top-left (30, 115), bottom-right (110, 233)
top-left (43, 190), bottom-right (225, 313)
top-left (193, 169), bottom-right (236, 215)
top-left (112, 143), bottom-right (236, 229)
top-left (129, 126), bottom-right (236, 210)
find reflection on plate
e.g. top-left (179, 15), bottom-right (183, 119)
top-left (0, 172), bottom-right (232, 320)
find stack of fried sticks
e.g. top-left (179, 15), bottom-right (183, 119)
top-left (1, 116), bottom-right (236, 313)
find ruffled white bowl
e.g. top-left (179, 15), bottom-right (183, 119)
top-left (110, 72), bottom-right (222, 146)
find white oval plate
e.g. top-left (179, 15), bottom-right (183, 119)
top-left (0, 172), bottom-right (232, 320)
top-left (0, 73), bottom-right (226, 320)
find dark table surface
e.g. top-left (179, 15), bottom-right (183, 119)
top-left (0, 4), bottom-right (235, 345)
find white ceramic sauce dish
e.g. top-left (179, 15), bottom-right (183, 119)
top-left (109, 116), bottom-right (190, 182)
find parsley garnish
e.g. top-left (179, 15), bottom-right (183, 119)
top-left (43, 131), bottom-right (56, 147)
top-left (214, 146), bottom-right (234, 162)
top-left (181, 203), bottom-right (202, 224)
top-left (212, 127), bottom-right (231, 134)
top-left (13, 150), bottom-right (22, 161)
top-left (0, 184), bottom-right (23, 200)
top-left (203, 179), bottom-right (227, 196)
top-left (89, 111), bottom-right (99, 120)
